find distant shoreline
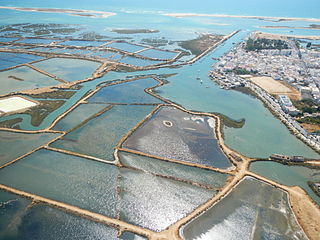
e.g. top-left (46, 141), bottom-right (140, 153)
top-left (259, 25), bottom-right (320, 30)
top-left (163, 13), bottom-right (320, 23)
top-left (0, 6), bottom-right (116, 18)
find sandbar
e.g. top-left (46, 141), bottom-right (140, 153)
top-left (0, 6), bottom-right (116, 18)
top-left (163, 13), bottom-right (320, 23)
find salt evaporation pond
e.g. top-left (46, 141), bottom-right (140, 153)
top-left (0, 149), bottom-right (217, 234)
top-left (0, 37), bottom-right (18, 42)
top-left (88, 77), bottom-right (162, 104)
top-left (32, 58), bottom-right (101, 82)
top-left (119, 168), bottom-right (215, 232)
top-left (53, 103), bottom-right (109, 131)
top-left (123, 106), bottom-right (232, 169)
top-left (119, 56), bottom-right (163, 67)
top-left (16, 38), bottom-right (55, 45)
top-left (138, 48), bottom-right (177, 60)
top-left (0, 130), bottom-right (60, 166)
top-left (250, 161), bottom-right (320, 205)
top-left (0, 149), bottom-right (119, 217)
top-left (59, 40), bottom-right (105, 47)
top-left (0, 66), bottom-right (58, 95)
top-left (0, 52), bottom-right (43, 70)
top-left (107, 42), bottom-right (146, 53)
top-left (119, 152), bottom-right (230, 189)
top-left (0, 190), bottom-right (126, 240)
top-left (51, 105), bottom-right (155, 161)
top-left (181, 176), bottom-right (307, 240)
top-left (0, 190), bottom-right (31, 238)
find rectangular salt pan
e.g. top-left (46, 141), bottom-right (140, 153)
top-left (0, 96), bottom-right (37, 114)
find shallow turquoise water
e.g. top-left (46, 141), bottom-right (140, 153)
top-left (0, 66), bottom-right (57, 95)
top-left (51, 105), bottom-right (155, 161)
top-left (137, 49), bottom-right (178, 60)
top-left (0, 130), bottom-right (60, 166)
top-left (155, 31), bottom-right (319, 159)
top-left (250, 161), bottom-right (320, 205)
top-left (32, 58), bottom-right (101, 82)
top-left (119, 56), bottom-right (163, 67)
top-left (16, 38), bottom-right (55, 45)
top-left (107, 42), bottom-right (146, 53)
top-left (0, 1), bottom-right (319, 238)
top-left (88, 77), bottom-right (162, 104)
top-left (0, 70), bottom-right (152, 130)
top-left (53, 103), bottom-right (109, 131)
top-left (0, 149), bottom-right (218, 235)
top-left (0, 190), bottom-right (146, 240)
top-left (58, 40), bottom-right (105, 47)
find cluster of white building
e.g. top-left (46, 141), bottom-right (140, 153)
top-left (210, 35), bottom-right (320, 152)
top-left (215, 38), bottom-right (320, 103)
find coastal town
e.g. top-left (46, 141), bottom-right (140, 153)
top-left (0, 3), bottom-right (320, 239)
top-left (211, 32), bottom-right (320, 152)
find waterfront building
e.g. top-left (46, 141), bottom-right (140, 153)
top-left (278, 95), bottom-right (299, 115)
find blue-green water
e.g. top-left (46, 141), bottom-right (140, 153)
top-left (0, 130), bottom-right (60, 166)
top-left (88, 77), bottom-right (162, 104)
top-left (53, 103), bottom-right (108, 131)
top-left (1, 31), bottom-right (318, 157)
top-left (32, 58), bottom-right (100, 82)
top-left (0, 66), bottom-right (57, 95)
top-left (0, 1), bottom-right (319, 238)
top-left (154, 32), bottom-right (319, 158)
top-left (0, 70), bottom-right (147, 130)
top-left (119, 56), bottom-right (163, 67)
top-left (51, 105), bottom-right (155, 161)
top-left (250, 161), bottom-right (320, 205)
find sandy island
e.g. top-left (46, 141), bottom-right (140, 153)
top-left (163, 13), bottom-right (320, 23)
top-left (259, 25), bottom-right (320, 30)
top-left (0, 6), bottom-right (116, 18)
